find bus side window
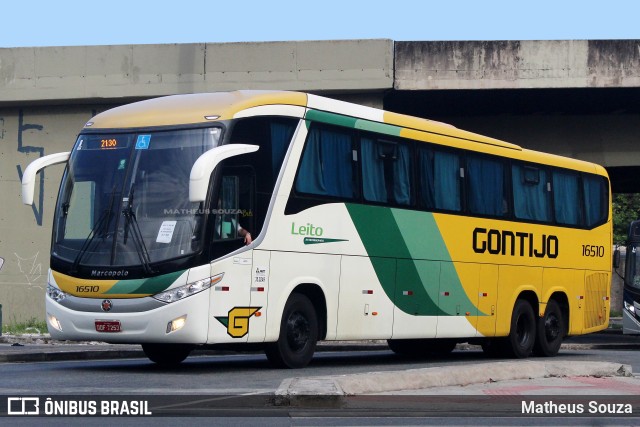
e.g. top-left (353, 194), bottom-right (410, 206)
top-left (214, 176), bottom-right (240, 240)
top-left (361, 138), bottom-right (412, 206)
top-left (213, 173), bottom-right (254, 242)
top-left (583, 174), bottom-right (608, 228)
top-left (552, 170), bottom-right (583, 226)
top-left (467, 155), bottom-right (507, 217)
top-left (295, 125), bottom-right (355, 199)
top-left (418, 147), bottom-right (461, 212)
top-left (512, 164), bottom-right (551, 222)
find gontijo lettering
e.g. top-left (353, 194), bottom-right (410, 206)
top-left (472, 227), bottom-right (559, 259)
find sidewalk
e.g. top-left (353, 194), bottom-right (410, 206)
top-left (2, 326), bottom-right (639, 404)
top-left (275, 360), bottom-right (638, 401)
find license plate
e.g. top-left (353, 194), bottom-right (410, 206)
top-left (95, 320), bottom-right (121, 333)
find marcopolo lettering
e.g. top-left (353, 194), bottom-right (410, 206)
top-left (472, 227), bottom-right (558, 259)
top-left (91, 269), bottom-right (129, 278)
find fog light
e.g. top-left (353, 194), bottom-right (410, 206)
top-left (47, 313), bottom-right (63, 332)
top-left (166, 315), bottom-right (187, 333)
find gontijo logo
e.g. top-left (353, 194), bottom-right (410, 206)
top-left (215, 307), bottom-right (261, 338)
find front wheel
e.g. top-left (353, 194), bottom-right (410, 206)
top-left (265, 293), bottom-right (318, 369)
top-left (142, 343), bottom-right (193, 366)
top-left (533, 300), bottom-right (565, 357)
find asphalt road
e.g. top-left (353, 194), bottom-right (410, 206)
top-left (0, 346), bottom-right (638, 394)
top-left (1, 343), bottom-right (639, 426)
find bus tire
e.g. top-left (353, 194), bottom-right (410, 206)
top-left (533, 300), bottom-right (565, 357)
top-left (265, 293), bottom-right (318, 369)
top-left (387, 339), bottom-right (413, 356)
top-left (505, 299), bottom-right (536, 358)
top-left (142, 343), bottom-right (193, 366)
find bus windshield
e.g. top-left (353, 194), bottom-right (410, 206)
top-left (628, 244), bottom-right (640, 290)
top-left (52, 127), bottom-right (221, 269)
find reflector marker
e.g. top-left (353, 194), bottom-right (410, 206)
top-left (214, 286), bottom-right (230, 292)
top-left (403, 290), bottom-right (413, 296)
top-left (479, 292), bottom-right (488, 297)
top-left (251, 287), bottom-right (265, 292)
top-left (441, 291), bottom-right (450, 296)
top-left (362, 290), bottom-right (373, 294)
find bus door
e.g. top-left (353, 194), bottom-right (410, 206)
top-left (208, 168), bottom-right (256, 343)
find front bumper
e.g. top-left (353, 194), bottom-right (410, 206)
top-left (622, 308), bottom-right (640, 335)
top-left (45, 291), bottom-right (210, 344)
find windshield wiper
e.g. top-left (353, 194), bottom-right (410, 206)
top-left (70, 186), bottom-right (117, 274)
top-left (122, 187), bottom-right (157, 275)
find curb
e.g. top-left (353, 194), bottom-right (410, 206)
top-left (275, 361), bottom-right (633, 405)
top-left (1, 336), bottom-right (639, 364)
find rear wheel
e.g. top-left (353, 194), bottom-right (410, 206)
top-left (533, 300), bottom-right (565, 357)
top-left (265, 293), bottom-right (318, 368)
top-left (504, 299), bottom-right (536, 358)
top-left (142, 343), bottom-right (193, 366)
top-left (387, 339), bottom-right (413, 356)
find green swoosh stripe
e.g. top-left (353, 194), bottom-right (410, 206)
top-left (346, 203), bottom-right (483, 316)
top-left (105, 269), bottom-right (186, 295)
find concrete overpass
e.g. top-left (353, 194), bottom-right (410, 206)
top-left (0, 39), bottom-right (638, 321)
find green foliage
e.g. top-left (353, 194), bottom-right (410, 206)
top-left (613, 193), bottom-right (640, 244)
top-left (2, 317), bottom-right (48, 335)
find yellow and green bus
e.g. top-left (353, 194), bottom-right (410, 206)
top-left (22, 90), bottom-right (611, 367)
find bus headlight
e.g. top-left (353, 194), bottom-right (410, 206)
top-left (47, 283), bottom-right (68, 302)
top-left (153, 273), bottom-right (224, 303)
top-left (624, 300), bottom-right (635, 314)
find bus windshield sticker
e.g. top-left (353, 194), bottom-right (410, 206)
top-left (156, 221), bottom-right (177, 243)
top-left (135, 135), bottom-right (151, 150)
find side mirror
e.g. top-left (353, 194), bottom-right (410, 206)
top-left (21, 151), bottom-right (70, 205)
top-left (189, 144), bottom-right (259, 202)
top-left (0, 257), bottom-right (4, 271)
top-left (613, 248), bottom-right (621, 270)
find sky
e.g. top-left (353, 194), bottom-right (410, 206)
top-left (1, 0), bottom-right (639, 48)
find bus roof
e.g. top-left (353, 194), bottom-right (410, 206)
top-left (85, 90), bottom-right (606, 176)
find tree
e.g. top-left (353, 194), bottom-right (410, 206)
top-left (613, 193), bottom-right (640, 244)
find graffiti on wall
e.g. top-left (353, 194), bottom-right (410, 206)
top-left (15, 110), bottom-right (45, 226)
top-left (14, 252), bottom-right (43, 289)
